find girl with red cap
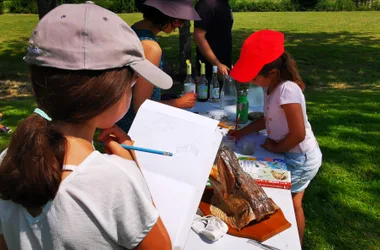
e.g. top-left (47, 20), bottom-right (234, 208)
top-left (230, 30), bottom-right (322, 245)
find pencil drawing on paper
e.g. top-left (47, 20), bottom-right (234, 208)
top-left (176, 142), bottom-right (199, 156)
top-left (152, 116), bottom-right (175, 133)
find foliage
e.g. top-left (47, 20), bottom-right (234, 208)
top-left (228, 0), bottom-right (380, 11)
top-left (9, 0), bottom-right (38, 14)
top-left (3, 0), bottom-right (380, 13)
top-left (315, 0), bottom-right (357, 10)
top-left (3, 0), bottom-right (11, 12)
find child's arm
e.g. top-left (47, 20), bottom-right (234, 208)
top-left (134, 217), bottom-right (171, 250)
top-left (262, 103), bottom-right (305, 153)
top-left (229, 117), bottom-right (266, 140)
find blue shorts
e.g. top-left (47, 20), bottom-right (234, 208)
top-left (284, 145), bottom-right (322, 193)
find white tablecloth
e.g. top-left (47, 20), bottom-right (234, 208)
top-left (183, 101), bottom-right (301, 250)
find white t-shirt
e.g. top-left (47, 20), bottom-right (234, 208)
top-left (0, 151), bottom-right (158, 250)
top-left (264, 81), bottom-right (317, 153)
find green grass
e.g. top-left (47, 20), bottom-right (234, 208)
top-left (0, 12), bottom-right (380, 250)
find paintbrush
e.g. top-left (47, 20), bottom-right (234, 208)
top-left (235, 114), bottom-right (240, 131)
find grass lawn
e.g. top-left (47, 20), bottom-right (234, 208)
top-left (1, 11), bottom-right (380, 250)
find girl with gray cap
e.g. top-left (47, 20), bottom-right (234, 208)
top-left (0, 3), bottom-right (172, 250)
top-left (117, 0), bottom-right (201, 133)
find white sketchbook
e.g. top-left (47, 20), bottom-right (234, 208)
top-left (128, 100), bottom-right (223, 250)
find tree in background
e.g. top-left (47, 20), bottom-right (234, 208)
top-left (0, 0), bottom-right (4, 15)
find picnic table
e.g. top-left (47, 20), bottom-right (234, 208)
top-left (183, 101), bottom-right (302, 250)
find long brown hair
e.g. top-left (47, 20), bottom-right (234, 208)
top-left (0, 65), bottom-right (134, 209)
top-left (259, 51), bottom-right (305, 91)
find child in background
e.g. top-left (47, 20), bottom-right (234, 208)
top-left (0, 3), bottom-right (172, 250)
top-left (229, 30), bottom-right (322, 245)
top-left (0, 113), bottom-right (11, 134)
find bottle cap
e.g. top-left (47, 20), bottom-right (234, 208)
top-left (186, 60), bottom-right (192, 75)
top-left (213, 65), bottom-right (217, 73)
top-left (199, 60), bottom-right (205, 75)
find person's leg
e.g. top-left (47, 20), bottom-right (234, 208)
top-left (292, 191), bottom-right (305, 245)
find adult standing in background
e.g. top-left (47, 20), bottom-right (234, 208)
top-left (194, 0), bottom-right (234, 80)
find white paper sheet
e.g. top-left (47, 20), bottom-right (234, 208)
top-left (128, 100), bottom-right (223, 249)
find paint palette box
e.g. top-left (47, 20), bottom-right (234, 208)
top-left (238, 157), bottom-right (291, 190)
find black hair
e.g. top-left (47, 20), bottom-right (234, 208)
top-left (135, 0), bottom-right (183, 30)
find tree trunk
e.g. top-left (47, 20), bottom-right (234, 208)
top-left (179, 20), bottom-right (192, 82)
top-left (37, 0), bottom-right (58, 20)
top-left (0, 0), bottom-right (4, 15)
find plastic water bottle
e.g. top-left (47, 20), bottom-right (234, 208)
top-left (248, 85), bottom-right (264, 108)
top-left (220, 75), bottom-right (237, 110)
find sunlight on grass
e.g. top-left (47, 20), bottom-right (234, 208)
top-left (0, 11), bottom-right (379, 250)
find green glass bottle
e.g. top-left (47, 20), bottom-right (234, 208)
top-left (237, 94), bottom-right (249, 124)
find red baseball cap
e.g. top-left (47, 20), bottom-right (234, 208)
top-left (230, 30), bottom-right (284, 83)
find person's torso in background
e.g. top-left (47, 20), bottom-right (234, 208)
top-left (195, 0), bottom-right (234, 79)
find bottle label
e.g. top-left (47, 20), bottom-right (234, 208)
top-left (237, 101), bottom-right (249, 123)
top-left (212, 88), bottom-right (220, 99)
top-left (184, 83), bottom-right (196, 93)
top-left (197, 85), bottom-right (208, 99)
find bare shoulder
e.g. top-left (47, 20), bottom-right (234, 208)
top-left (141, 40), bottom-right (162, 56)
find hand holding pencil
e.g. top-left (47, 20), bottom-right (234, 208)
top-left (98, 125), bottom-right (137, 161)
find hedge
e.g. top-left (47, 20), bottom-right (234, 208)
top-left (8, 0), bottom-right (137, 14)
top-left (5, 0), bottom-right (380, 14)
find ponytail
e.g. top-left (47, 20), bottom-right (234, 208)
top-left (0, 114), bottom-right (66, 208)
top-left (280, 51), bottom-right (305, 91)
top-left (0, 65), bottom-right (133, 209)
top-left (259, 51), bottom-right (305, 91)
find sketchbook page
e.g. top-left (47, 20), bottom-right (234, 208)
top-left (140, 130), bottom-right (222, 249)
top-left (129, 101), bottom-right (221, 187)
top-left (141, 170), bottom-right (198, 248)
top-left (129, 101), bottom-right (223, 249)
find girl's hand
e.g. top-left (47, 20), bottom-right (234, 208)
top-left (227, 129), bottom-right (244, 141)
top-left (98, 125), bottom-right (135, 161)
top-left (261, 138), bottom-right (277, 152)
top-left (176, 92), bottom-right (197, 108)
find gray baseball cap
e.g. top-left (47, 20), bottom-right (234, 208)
top-left (24, 1), bottom-right (173, 90)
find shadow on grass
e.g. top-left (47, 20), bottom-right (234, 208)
top-left (0, 96), bottom-right (35, 150)
top-left (232, 30), bottom-right (380, 87)
top-left (1, 29), bottom-right (380, 249)
top-left (0, 36), bottom-right (30, 80)
top-left (157, 30), bottom-right (380, 87)
top-left (302, 89), bottom-right (380, 249)
top-left (1, 31), bottom-right (379, 87)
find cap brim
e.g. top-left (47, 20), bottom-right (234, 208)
top-left (230, 57), bottom-right (262, 83)
top-left (144, 0), bottom-right (201, 21)
top-left (130, 59), bottom-right (173, 90)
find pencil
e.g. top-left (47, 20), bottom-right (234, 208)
top-left (98, 142), bottom-right (173, 157)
